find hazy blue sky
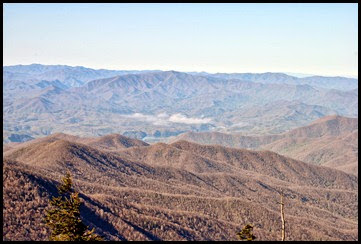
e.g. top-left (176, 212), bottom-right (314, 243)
top-left (3, 3), bottom-right (358, 77)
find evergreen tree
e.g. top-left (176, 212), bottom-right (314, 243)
top-left (45, 172), bottom-right (103, 241)
top-left (236, 224), bottom-right (256, 241)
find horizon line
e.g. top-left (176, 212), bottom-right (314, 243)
top-left (3, 62), bottom-right (358, 79)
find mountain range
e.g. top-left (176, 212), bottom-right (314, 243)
top-left (3, 63), bottom-right (159, 87)
top-left (3, 64), bottom-right (358, 143)
top-left (3, 132), bottom-right (358, 241)
top-left (199, 72), bottom-right (358, 91)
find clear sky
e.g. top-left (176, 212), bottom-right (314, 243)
top-left (3, 3), bottom-right (358, 77)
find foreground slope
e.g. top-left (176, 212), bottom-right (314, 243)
top-left (3, 133), bottom-right (358, 241)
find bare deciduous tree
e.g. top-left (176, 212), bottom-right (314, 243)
top-left (277, 190), bottom-right (286, 241)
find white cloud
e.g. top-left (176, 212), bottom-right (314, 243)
top-left (129, 113), bottom-right (148, 119)
top-left (125, 112), bottom-right (212, 125)
top-left (168, 113), bottom-right (212, 124)
top-left (156, 112), bottom-right (169, 118)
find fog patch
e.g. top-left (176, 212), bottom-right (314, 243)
top-left (125, 112), bottom-right (212, 125)
top-left (169, 113), bottom-right (212, 124)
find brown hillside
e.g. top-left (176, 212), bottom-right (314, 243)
top-left (170, 140), bottom-right (357, 190)
top-left (264, 130), bottom-right (358, 174)
top-left (286, 115), bottom-right (358, 138)
top-left (115, 142), bottom-right (237, 174)
top-left (3, 132), bottom-right (149, 153)
top-left (82, 133), bottom-right (149, 151)
top-left (3, 133), bottom-right (358, 241)
top-left (172, 115), bottom-right (358, 175)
